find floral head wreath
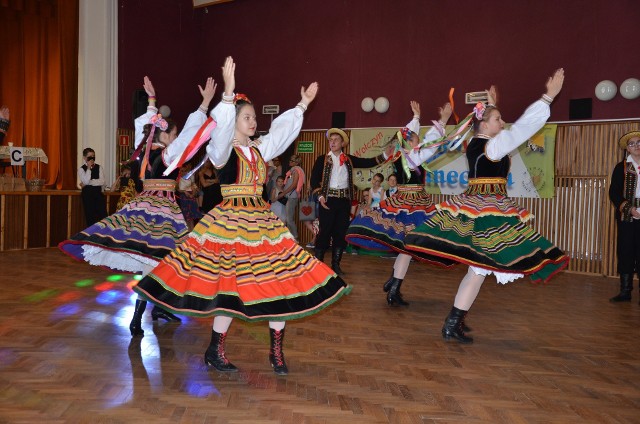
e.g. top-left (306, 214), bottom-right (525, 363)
top-left (400, 127), bottom-right (414, 142)
top-left (473, 102), bottom-right (486, 120)
top-left (149, 113), bottom-right (169, 131)
top-left (234, 93), bottom-right (252, 104)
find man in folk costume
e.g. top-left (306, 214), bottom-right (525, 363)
top-left (310, 128), bottom-right (393, 275)
top-left (609, 130), bottom-right (640, 303)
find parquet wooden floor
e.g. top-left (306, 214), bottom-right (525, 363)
top-left (0, 248), bottom-right (639, 423)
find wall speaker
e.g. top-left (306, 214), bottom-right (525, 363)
top-left (132, 89), bottom-right (149, 123)
top-left (331, 111), bottom-right (346, 128)
top-left (569, 98), bottom-right (592, 120)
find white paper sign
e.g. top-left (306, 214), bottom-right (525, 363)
top-left (10, 147), bottom-right (24, 166)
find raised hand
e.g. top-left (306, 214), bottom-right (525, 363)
top-left (143, 76), bottom-right (156, 98)
top-left (545, 68), bottom-right (565, 99)
top-left (300, 82), bottom-right (319, 106)
top-left (439, 102), bottom-right (452, 124)
top-left (487, 85), bottom-right (498, 106)
top-left (222, 56), bottom-right (236, 97)
top-left (410, 101), bottom-right (420, 117)
top-left (198, 77), bottom-right (217, 106)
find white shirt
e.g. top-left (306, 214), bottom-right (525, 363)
top-left (485, 100), bottom-right (551, 161)
top-left (134, 106), bottom-right (209, 170)
top-left (403, 117), bottom-right (440, 169)
top-left (328, 151), bottom-right (350, 189)
top-left (207, 101), bottom-right (305, 167)
top-left (78, 164), bottom-right (105, 189)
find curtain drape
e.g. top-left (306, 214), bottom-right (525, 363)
top-left (0, 0), bottom-right (78, 189)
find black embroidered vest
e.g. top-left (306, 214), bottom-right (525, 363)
top-left (466, 137), bottom-right (511, 179)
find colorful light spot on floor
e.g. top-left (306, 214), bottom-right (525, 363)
top-left (52, 303), bottom-right (82, 317)
top-left (106, 274), bottom-right (126, 282)
top-left (74, 279), bottom-right (95, 288)
top-left (24, 289), bottom-right (59, 303)
top-left (56, 291), bottom-right (83, 303)
top-left (95, 282), bottom-right (114, 292)
top-left (96, 290), bottom-right (124, 305)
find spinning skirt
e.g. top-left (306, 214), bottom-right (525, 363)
top-left (133, 196), bottom-right (351, 321)
top-left (346, 185), bottom-right (455, 267)
top-left (405, 179), bottom-right (569, 283)
top-left (59, 180), bottom-right (188, 273)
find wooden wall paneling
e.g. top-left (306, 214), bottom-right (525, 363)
top-left (46, 195), bottom-right (51, 247)
top-left (66, 196), bottom-right (72, 239)
top-left (22, 194), bottom-right (28, 249)
top-left (0, 195), bottom-right (4, 251)
top-left (105, 192), bottom-right (121, 215)
top-left (69, 195), bottom-right (86, 236)
top-left (27, 194), bottom-right (48, 249)
top-left (3, 195), bottom-right (26, 250)
top-left (50, 195), bottom-right (70, 247)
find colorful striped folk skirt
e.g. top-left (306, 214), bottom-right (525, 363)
top-left (59, 180), bottom-right (189, 274)
top-left (346, 185), bottom-right (455, 267)
top-left (404, 178), bottom-right (569, 284)
top-left (133, 195), bottom-right (351, 321)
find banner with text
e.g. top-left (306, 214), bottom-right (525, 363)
top-left (349, 124), bottom-right (557, 198)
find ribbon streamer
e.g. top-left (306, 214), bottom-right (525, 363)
top-left (183, 154), bottom-right (210, 180)
top-left (164, 117), bottom-right (217, 176)
top-left (449, 87), bottom-right (459, 124)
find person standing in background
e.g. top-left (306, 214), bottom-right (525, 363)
top-left (78, 148), bottom-right (107, 226)
top-left (609, 130), bottom-right (640, 303)
top-left (310, 128), bottom-right (393, 276)
top-left (282, 154), bottom-right (305, 240)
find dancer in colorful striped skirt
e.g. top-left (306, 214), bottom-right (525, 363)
top-left (405, 69), bottom-right (569, 344)
top-left (60, 76), bottom-right (218, 336)
top-left (132, 57), bottom-right (350, 375)
top-left (346, 100), bottom-right (456, 306)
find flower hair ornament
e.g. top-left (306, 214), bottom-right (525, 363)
top-left (150, 113), bottom-right (169, 131)
top-left (400, 127), bottom-right (414, 142)
top-left (234, 93), bottom-right (252, 104)
top-left (473, 102), bottom-right (486, 120)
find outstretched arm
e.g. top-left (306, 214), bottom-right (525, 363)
top-left (486, 68), bottom-right (565, 160)
top-left (404, 101), bottom-right (421, 133)
top-left (134, 76), bottom-right (160, 148)
top-left (407, 102), bottom-right (452, 165)
top-left (198, 77), bottom-right (217, 113)
top-left (164, 77), bottom-right (217, 164)
top-left (207, 57), bottom-right (239, 168)
top-left (258, 82), bottom-right (319, 162)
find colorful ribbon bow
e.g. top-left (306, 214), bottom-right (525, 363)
top-left (150, 113), bottom-right (169, 131)
top-left (473, 102), bottom-right (486, 120)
